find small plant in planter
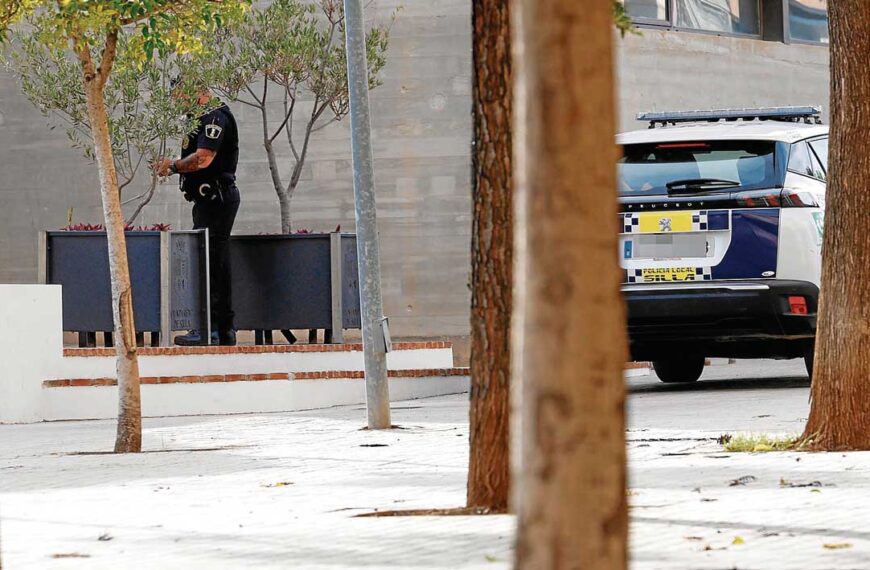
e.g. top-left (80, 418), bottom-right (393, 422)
top-left (61, 223), bottom-right (172, 232)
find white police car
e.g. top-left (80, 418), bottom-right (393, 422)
top-left (618, 107), bottom-right (827, 383)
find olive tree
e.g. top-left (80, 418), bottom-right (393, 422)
top-left (5, 33), bottom-right (209, 223)
top-left (1, 0), bottom-right (248, 453)
top-left (198, 0), bottom-right (389, 232)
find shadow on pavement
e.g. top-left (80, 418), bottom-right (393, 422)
top-left (629, 375), bottom-right (810, 395)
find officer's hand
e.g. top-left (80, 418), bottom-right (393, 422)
top-left (154, 157), bottom-right (173, 177)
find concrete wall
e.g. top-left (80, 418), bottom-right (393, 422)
top-left (616, 29), bottom-right (830, 130)
top-left (0, 13), bottom-right (829, 344)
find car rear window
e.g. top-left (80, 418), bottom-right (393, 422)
top-left (618, 140), bottom-right (779, 196)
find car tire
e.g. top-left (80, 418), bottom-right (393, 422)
top-left (804, 348), bottom-right (815, 381)
top-left (653, 357), bottom-right (705, 384)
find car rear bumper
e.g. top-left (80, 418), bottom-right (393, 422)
top-left (623, 279), bottom-right (818, 360)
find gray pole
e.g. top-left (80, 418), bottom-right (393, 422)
top-left (342, 0), bottom-right (391, 429)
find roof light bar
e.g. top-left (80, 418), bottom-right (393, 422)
top-left (637, 106), bottom-right (823, 128)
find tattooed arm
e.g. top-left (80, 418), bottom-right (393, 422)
top-left (154, 149), bottom-right (216, 177)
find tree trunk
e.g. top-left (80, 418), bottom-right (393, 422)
top-left (466, 0), bottom-right (512, 512)
top-left (801, 1), bottom-right (870, 450)
top-left (80, 46), bottom-right (142, 454)
top-left (279, 190), bottom-right (293, 234)
top-left (512, 1), bottom-right (627, 568)
top-left (262, 105), bottom-right (292, 233)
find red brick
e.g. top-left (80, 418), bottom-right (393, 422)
top-left (201, 375), bottom-right (225, 383)
top-left (178, 375), bottom-right (202, 383)
top-left (225, 374), bottom-right (247, 382)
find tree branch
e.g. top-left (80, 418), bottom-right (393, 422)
top-left (269, 89), bottom-right (296, 143)
top-left (284, 85), bottom-right (300, 161)
top-left (96, 30), bottom-right (119, 90)
top-left (244, 84), bottom-right (263, 107)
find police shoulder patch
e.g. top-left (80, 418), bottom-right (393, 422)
top-left (205, 123), bottom-right (223, 140)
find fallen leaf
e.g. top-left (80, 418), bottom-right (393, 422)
top-left (51, 553), bottom-right (91, 559)
top-left (98, 533), bottom-right (113, 542)
top-left (360, 444), bottom-right (389, 448)
top-left (810, 489), bottom-right (822, 493)
top-left (823, 543), bottom-right (852, 550)
top-left (485, 554), bottom-right (498, 562)
top-left (684, 536), bottom-right (704, 541)
top-left (781, 479), bottom-right (824, 488)
top-left (701, 498), bottom-right (718, 502)
top-left (732, 536), bottom-right (745, 546)
top-left (261, 481), bottom-right (294, 488)
top-left (729, 475), bottom-right (757, 486)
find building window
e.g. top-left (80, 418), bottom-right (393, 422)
top-left (789, 0), bottom-right (829, 44)
top-left (625, 0), bottom-right (669, 23)
top-left (625, 0), bottom-right (761, 36)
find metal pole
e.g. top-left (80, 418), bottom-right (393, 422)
top-left (342, 0), bottom-right (391, 429)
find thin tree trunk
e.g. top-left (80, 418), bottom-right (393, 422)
top-left (801, 1), bottom-right (870, 450)
top-left (261, 102), bottom-right (292, 232)
top-left (512, 0), bottom-right (627, 568)
top-left (279, 189), bottom-right (293, 233)
top-left (77, 35), bottom-right (142, 453)
top-left (466, 0), bottom-right (512, 512)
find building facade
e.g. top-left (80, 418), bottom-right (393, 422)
top-left (0, 0), bottom-right (829, 357)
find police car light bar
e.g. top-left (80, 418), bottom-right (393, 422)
top-left (637, 106), bottom-right (823, 128)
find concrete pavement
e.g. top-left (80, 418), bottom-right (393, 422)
top-left (3, 359), bottom-right (869, 569)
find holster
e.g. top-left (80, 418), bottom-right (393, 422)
top-left (180, 174), bottom-right (234, 204)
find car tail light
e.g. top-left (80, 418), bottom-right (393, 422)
top-left (780, 188), bottom-right (820, 208)
top-left (732, 189), bottom-right (820, 208)
top-left (733, 190), bottom-right (781, 208)
top-left (788, 296), bottom-right (809, 315)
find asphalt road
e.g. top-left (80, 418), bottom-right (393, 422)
top-left (627, 358), bottom-right (811, 434)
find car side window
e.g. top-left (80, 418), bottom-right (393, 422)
top-left (808, 148), bottom-right (826, 181)
top-left (809, 137), bottom-right (828, 174)
top-left (788, 142), bottom-right (815, 178)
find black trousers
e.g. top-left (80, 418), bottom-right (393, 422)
top-left (192, 184), bottom-right (240, 331)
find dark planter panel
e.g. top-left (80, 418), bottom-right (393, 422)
top-left (47, 232), bottom-right (161, 332)
top-left (44, 231), bottom-right (208, 335)
top-left (230, 234), bottom-right (361, 331)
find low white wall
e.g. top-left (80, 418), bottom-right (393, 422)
top-left (0, 285), bottom-right (63, 423)
top-left (41, 376), bottom-right (471, 421)
top-left (56, 347), bottom-right (455, 380)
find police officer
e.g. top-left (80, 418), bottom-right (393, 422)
top-left (155, 84), bottom-right (240, 346)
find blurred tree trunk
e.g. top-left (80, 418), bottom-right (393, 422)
top-left (801, 1), bottom-right (870, 450)
top-left (512, 0), bottom-right (628, 567)
top-left (466, 0), bottom-right (512, 512)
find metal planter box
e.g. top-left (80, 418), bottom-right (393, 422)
top-left (39, 230), bottom-right (210, 345)
top-left (230, 233), bottom-right (361, 343)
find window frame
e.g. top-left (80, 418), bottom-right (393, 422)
top-left (627, 0), bottom-right (765, 39)
top-left (806, 136), bottom-right (828, 179)
top-left (787, 139), bottom-right (826, 182)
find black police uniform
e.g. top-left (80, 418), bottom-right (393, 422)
top-left (179, 102), bottom-right (240, 343)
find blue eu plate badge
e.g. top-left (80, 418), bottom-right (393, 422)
top-left (623, 240), bottom-right (633, 260)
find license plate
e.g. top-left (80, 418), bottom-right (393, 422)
top-left (640, 267), bottom-right (698, 282)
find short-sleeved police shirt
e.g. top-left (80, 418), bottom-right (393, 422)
top-left (180, 102), bottom-right (239, 186)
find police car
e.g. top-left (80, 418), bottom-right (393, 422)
top-left (618, 107), bottom-right (827, 383)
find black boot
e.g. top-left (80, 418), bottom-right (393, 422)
top-left (174, 330), bottom-right (219, 346)
top-left (219, 329), bottom-right (237, 346)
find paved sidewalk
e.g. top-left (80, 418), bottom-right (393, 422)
top-left (2, 387), bottom-right (870, 569)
